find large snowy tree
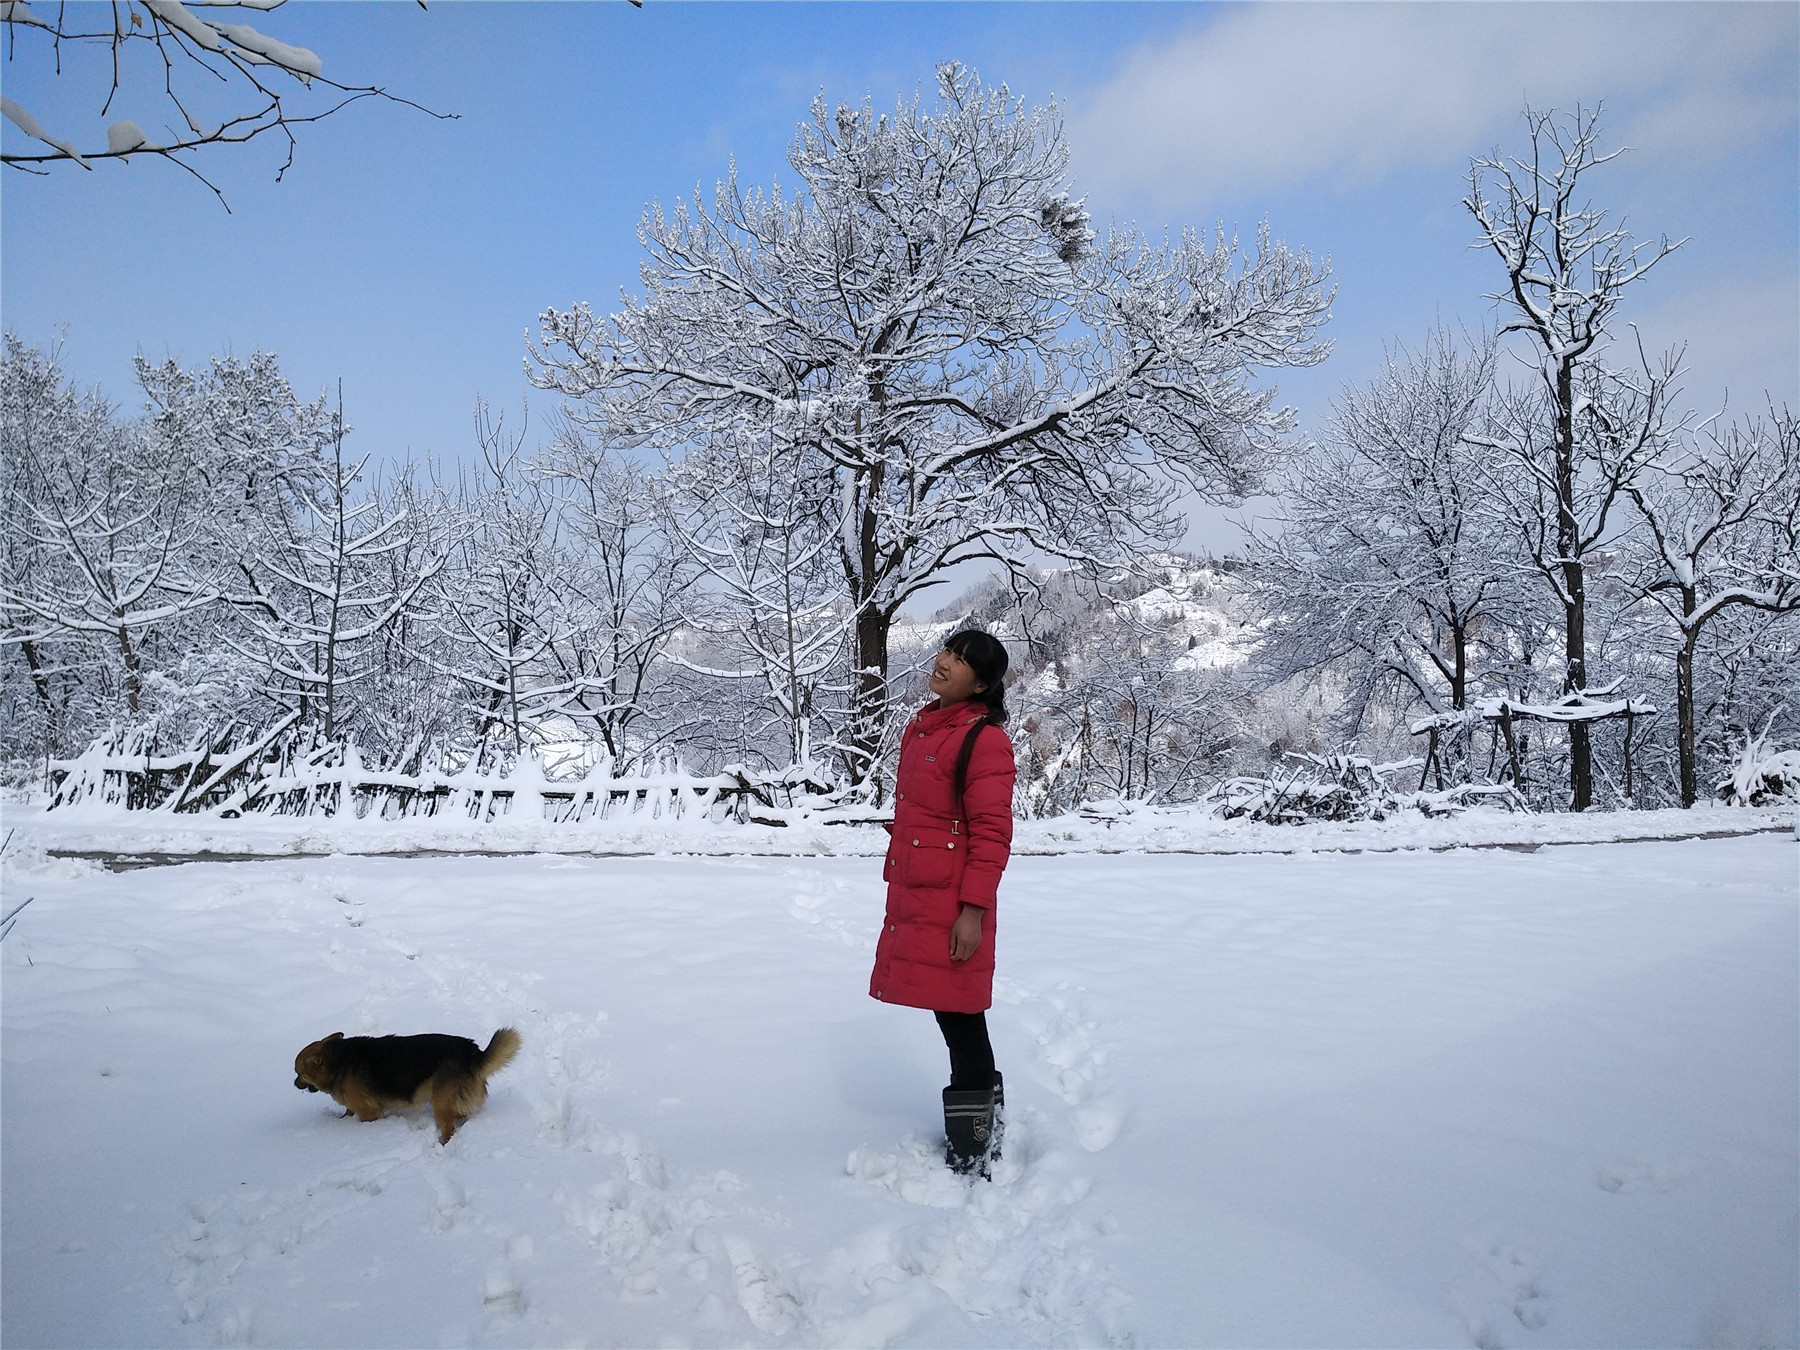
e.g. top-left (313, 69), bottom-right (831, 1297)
top-left (530, 64), bottom-right (1331, 785)
top-left (1465, 104), bottom-right (1683, 810)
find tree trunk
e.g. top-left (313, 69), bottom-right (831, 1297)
top-left (850, 603), bottom-right (892, 791)
top-left (1564, 575), bottom-right (1592, 810)
top-left (1448, 621), bottom-right (1469, 785)
top-left (1555, 360), bottom-right (1593, 811)
top-left (1676, 604), bottom-right (1699, 808)
top-left (845, 448), bottom-right (891, 793)
top-left (118, 623), bottom-right (141, 715)
top-left (19, 639), bottom-right (60, 754)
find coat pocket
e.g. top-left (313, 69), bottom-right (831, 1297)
top-left (900, 829), bottom-right (960, 890)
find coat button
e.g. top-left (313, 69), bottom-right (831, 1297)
top-left (889, 924), bottom-right (896, 932)
top-left (912, 839), bottom-right (919, 846)
top-left (947, 841), bottom-right (955, 849)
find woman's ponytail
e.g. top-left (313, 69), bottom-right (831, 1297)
top-left (943, 629), bottom-right (1009, 814)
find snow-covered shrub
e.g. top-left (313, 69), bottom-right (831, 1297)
top-left (1198, 751), bottom-right (1525, 824)
top-left (1718, 721), bottom-right (1800, 807)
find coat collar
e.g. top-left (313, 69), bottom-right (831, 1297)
top-left (912, 699), bottom-right (987, 732)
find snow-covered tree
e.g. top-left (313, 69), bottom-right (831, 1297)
top-left (1, 0), bottom-right (451, 206)
top-left (225, 394), bottom-right (448, 741)
top-left (539, 431), bottom-right (697, 769)
top-left (1623, 407), bottom-right (1800, 805)
top-left (664, 421), bottom-right (850, 772)
top-left (134, 349), bottom-right (333, 541)
top-left (530, 63), bottom-right (1331, 786)
top-left (424, 406), bottom-right (584, 759)
top-left (0, 337), bottom-right (219, 727)
top-left (1465, 103), bottom-right (1684, 809)
top-left (1248, 329), bottom-right (1528, 775)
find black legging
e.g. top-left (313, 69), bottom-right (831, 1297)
top-left (934, 1010), bottom-right (995, 1090)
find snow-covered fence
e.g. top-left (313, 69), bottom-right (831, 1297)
top-left (1409, 680), bottom-right (1657, 797)
top-left (47, 723), bottom-right (862, 825)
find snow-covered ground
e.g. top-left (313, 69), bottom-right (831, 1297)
top-left (4, 797), bottom-right (1794, 865)
top-left (2, 817), bottom-right (1795, 1348)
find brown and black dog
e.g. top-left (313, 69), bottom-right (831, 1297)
top-left (294, 1028), bottom-right (520, 1143)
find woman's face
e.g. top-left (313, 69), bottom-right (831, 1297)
top-left (928, 647), bottom-right (987, 706)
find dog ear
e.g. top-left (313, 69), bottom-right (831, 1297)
top-left (326, 1032), bottom-right (344, 1042)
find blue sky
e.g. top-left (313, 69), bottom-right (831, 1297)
top-left (3, 1), bottom-right (1796, 551)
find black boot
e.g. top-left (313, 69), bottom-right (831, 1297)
top-left (942, 1084), bottom-right (996, 1175)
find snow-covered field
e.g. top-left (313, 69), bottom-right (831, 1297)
top-left (3, 817), bottom-right (1796, 1348)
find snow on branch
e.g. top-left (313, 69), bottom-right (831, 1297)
top-left (1409, 680), bottom-right (1656, 735)
top-left (1, 0), bottom-right (456, 207)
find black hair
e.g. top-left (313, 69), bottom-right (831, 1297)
top-left (942, 629), bottom-right (1010, 817)
top-left (942, 628), bottom-right (1009, 726)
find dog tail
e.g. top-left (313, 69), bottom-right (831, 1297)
top-left (480, 1027), bottom-right (521, 1079)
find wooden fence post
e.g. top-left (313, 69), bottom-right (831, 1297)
top-left (1499, 703), bottom-right (1522, 786)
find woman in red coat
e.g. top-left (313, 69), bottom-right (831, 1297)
top-left (869, 629), bottom-right (1015, 1174)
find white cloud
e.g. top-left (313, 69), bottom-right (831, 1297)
top-left (1067, 2), bottom-right (1797, 210)
top-left (1629, 269), bottom-right (1800, 414)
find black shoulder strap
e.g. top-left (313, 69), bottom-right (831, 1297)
top-left (951, 716), bottom-right (990, 823)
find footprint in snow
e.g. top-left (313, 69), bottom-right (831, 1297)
top-left (482, 1267), bottom-right (527, 1315)
top-left (1016, 986), bottom-right (1130, 1153)
top-left (1453, 1241), bottom-right (1550, 1346)
top-left (839, 1122), bottom-right (1134, 1346)
top-left (1072, 1098), bottom-right (1127, 1152)
top-left (1596, 1158), bottom-right (1696, 1194)
top-left (722, 1232), bottom-right (802, 1334)
top-left (168, 1145), bottom-right (421, 1329)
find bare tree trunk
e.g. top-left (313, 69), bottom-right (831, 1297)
top-left (19, 639), bottom-right (60, 752)
top-left (1556, 361), bottom-right (1593, 811)
top-left (850, 602), bottom-right (891, 788)
top-left (1676, 608), bottom-right (1699, 808)
top-left (322, 393), bottom-right (348, 742)
top-left (118, 624), bottom-right (141, 715)
top-left (846, 450), bottom-right (894, 790)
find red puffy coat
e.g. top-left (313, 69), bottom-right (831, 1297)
top-left (869, 699), bottom-right (1016, 1013)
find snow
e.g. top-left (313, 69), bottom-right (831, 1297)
top-left (1, 94), bottom-right (88, 166)
top-left (106, 120), bottom-right (150, 154)
top-left (212, 23), bottom-right (322, 80)
top-left (2, 812), bottom-right (1795, 1348)
top-left (0, 1), bottom-right (52, 31)
top-left (0, 95), bottom-right (49, 141)
top-left (143, 0), bottom-right (223, 51)
top-left (4, 795), bottom-right (1791, 865)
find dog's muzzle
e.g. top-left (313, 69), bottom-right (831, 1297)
top-left (295, 1077), bottom-right (318, 1092)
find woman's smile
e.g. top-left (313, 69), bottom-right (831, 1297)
top-left (929, 650), bottom-right (983, 704)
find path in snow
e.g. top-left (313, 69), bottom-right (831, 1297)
top-left (2, 838), bottom-right (1795, 1348)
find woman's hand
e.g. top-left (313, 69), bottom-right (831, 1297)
top-left (949, 904), bottom-right (985, 961)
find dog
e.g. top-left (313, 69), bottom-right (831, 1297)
top-left (294, 1028), bottom-right (520, 1144)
